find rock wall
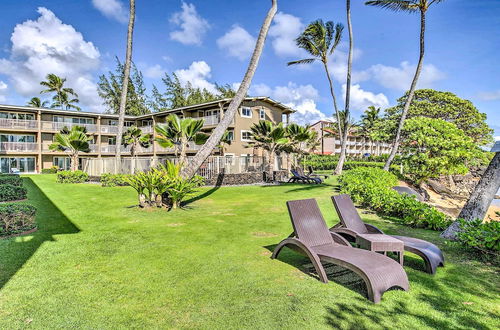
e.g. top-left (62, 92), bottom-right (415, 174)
top-left (204, 172), bottom-right (265, 186)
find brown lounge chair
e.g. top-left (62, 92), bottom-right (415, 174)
top-left (272, 198), bottom-right (409, 303)
top-left (330, 194), bottom-right (445, 274)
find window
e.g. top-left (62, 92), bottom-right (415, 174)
top-left (259, 108), bottom-right (265, 120)
top-left (53, 157), bottom-right (71, 171)
top-left (0, 157), bottom-right (36, 173)
top-left (241, 107), bottom-right (252, 118)
top-left (124, 121), bottom-right (134, 127)
top-left (0, 134), bottom-right (36, 143)
top-left (108, 137), bottom-right (116, 145)
top-left (0, 112), bottom-right (35, 120)
top-left (226, 131), bottom-right (234, 141)
top-left (54, 116), bottom-right (93, 125)
top-left (142, 120), bottom-right (153, 127)
top-left (241, 130), bottom-right (252, 141)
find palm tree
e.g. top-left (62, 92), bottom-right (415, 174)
top-left (335, 0), bottom-right (354, 174)
top-left (365, 0), bottom-right (446, 170)
top-left (180, 0), bottom-right (277, 179)
top-left (27, 97), bottom-right (49, 108)
top-left (122, 126), bottom-right (152, 174)
top-left (217, 131), bottom-right (233, 156)
top-left (155, 114), bottom-right (209, 168)
top-left (40, 73), bottom-right (78, 110)
top-left (285, 123), bottom-right (311, 167)
top-left (50, 92), bottom-right (81, 111)
top-left (247, 120), bottom-right (288, 178)
top-left (115, 0), bottom-right (136, 172)
top-left (360, 106), bottom-right (381, 155)
top-left (288, 20), bottom-right (344, 145)
top-left (49, 126), bottom-right (92, 171)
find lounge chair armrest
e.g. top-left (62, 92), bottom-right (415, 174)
top-left (365, 224), bottom-right (384, 234)
top-left (329, 227), bottom-right (358, 240)
top-left (330, 232), bottom-right (351, 247)
top-left (330, 222), bottom-right (343, 229)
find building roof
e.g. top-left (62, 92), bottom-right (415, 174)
top-left (0, 96), bottom-right (295, 119)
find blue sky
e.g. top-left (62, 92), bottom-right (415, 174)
top-left (0, 0), bottom-right (499, 139)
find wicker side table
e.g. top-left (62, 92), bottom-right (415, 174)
top-left (356, 234), bottom-right (404, 265)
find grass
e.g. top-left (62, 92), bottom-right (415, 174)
top-left (0, 174), bottom-right (498, 329)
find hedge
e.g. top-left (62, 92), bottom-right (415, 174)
top-left (0, 203), bottom-right (37, 236)
top-left (57, 170), bottom-right (89, 184)
top-left (0, 184), bottom-right (27, 202)
top-left (101, 173), bottom-right (131, 187)
top-left (339, 167), bottom-right (452, 230)
top-left (457, 218), bottom-right (500, 256)
top-left (0, 175), bottom-right (23, 186)
top-left (41, 166), bottom-right (58, 174)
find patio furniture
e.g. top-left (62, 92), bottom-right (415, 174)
top-left (296, 167), bottom-right (325, 183)
top-left (307, 165), bottom-right (329, 179)
top-left (330, 194), bottom-right (445, 274)
top-left (287, 169), bottom-right (322, 184)
top-left (272, 198), bottom-right (409, 303)
top-left (356, 234), bottom-right (404, 265)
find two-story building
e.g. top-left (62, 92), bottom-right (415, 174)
top-left (0, 97), bottom-right (294, 174)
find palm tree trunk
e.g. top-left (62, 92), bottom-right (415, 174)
top-left (115, 0), bottom-right (135, 173)
top-left (180, 0), bottom-right (277, 179)
top-left (441, 153), bottom-right (500, 240)
top-left (383, 10), bottom-right (426, 171)
top-left (179, 137), bottom-right (188, 168)
top-left (71, 153), bottom-right (78, 172)
top-left (323, 62), bottom-right (343, 144)
top-left (334, 0), bottom-right (353, 175)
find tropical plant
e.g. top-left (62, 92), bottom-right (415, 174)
top-left (155, 115), bottom-right (209, 167)
top-left (360, 106), bottom-right (382, 155)
top-left (247, 121), bottom-right (288, 176)
top-left (56, 170), bottom-right (89, 184)
top-left (455, 218), bottom-right (500, 256)
top-left (284, 123), bottom-right (312, 167)
top-left (115, 0), bottom-right (136, 173)
top-left (40, 73), bottom-right (79, 110)
top-left (49, 126), bottom-right (92, 171)
top-left (180, 0), bottom-right (277, 179)
top-left (50, 91), bottom-right (81, 111)
top-left (27, 97), bottom-right (49, 108)
top-left (288, 19), bottom-right (344, 144)
top-left (122, 126), bottom-right (152, 173)
top-left (217, 131), bottom-right (233, 156)
top-left (0, 203), bottom-right (37, 236)
top-left (365, 0), bottom-right (446, 171)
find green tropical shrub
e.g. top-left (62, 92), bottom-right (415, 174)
top-left (0, 175), bottom-right (23, 186)
top-left (0, 203), bottom-right (37, 236)
top-left (456, 218), bottom-right (500, 256)
top-left (339, 167), bottom-right (452, 230)
top-left (101, 174), bottom-right (131, 187)
top-left (0, 184), bottom-right (27, 202)
top-left (302, 154), bottom-right (340, 170)
top-left (56, 170), bottom-right (89, 184)
top-left (41, 166), bottom-right (58, 174)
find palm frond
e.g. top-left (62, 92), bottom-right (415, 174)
top-left (287, 58), bottom-right (316, 66)
top-left (365, 0), bottom-right (419, 12)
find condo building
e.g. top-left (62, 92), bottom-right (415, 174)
top-left (0, 97), bottom-right (294, 174)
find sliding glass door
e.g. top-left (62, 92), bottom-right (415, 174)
top-left (0, 157), bottom-right (36, 173)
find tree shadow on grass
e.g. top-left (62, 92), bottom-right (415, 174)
top-left (0, 177), bottom-right (80, 289)
top-left (183, 174), bottom-right (225, 206)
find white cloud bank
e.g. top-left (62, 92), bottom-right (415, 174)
top-left (269, 12), bottom-right (305, 57)
top-left (169, 2), bottom-right (210, 46)
top-left (0, 81), bottom-right (8, 103)
top-left (0, 7), bottom-right (102, 111)
top-left (217, 25), bottom-right (256, 60)
top-left (91, 0), bottom-right (128, 23)
top-left (174, 61), bottom-right (216, 93)
top-left (342, 84), bottom-right (389, 112)
top-left (144, 64), bottom-right (165, 79)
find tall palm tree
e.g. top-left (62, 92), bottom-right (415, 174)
top-left (122, 126), bottom-right (151, 174)
top-left (27, 97), bottom-right (49, 108)
top-left (247, 120), bottom-right (288, 177)
top-left (49, 126), bottom-right (92, 171)
top-left (365, 0), bottom-right (446, 170)
top-left (50, 92), bottom-right (81, 111)
top-left (360, 106), bottom-right (381, 155)
top-left (40, 73), bottom-right (78, 110)
top-left (155, 114), bottom-right (209, 168)
top-left (115, 0), bottom-right (136, 172)
top-left (335, 0), bottom-right (354, 174)
top-left (181, 0), bottom-right (277, 179)
top-left (288, 20), bottom-right (344, 144)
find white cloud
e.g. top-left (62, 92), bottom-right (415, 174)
top-left (328, 46), bottom-right (370, 83)
top-left (495, 136), bottom-right (500, 141)
top-left (269, 12), bottom-right (304, 57)
top-left (174, 61), bottom-right (216, 93)
top-left (252, 82), bottom-right (326, 125)
top-left (0, 81), bottom-right (7, 103)
top-left (368, 61), bottom-right (446, 91)
top-left (91, 0), bottom-right (127, 23)
top-left (217, 25), bottom-right (256, 60)
top-left (144, 64), bottom-right (165, 79)
top-left (0, 7), bottom-right (102, 111)
top-left (342, 84), bottom-right (389, 112)
top-left (478, 90), bottom-right (500, 101)
top-left (169, 2), bottom-right (210, 46)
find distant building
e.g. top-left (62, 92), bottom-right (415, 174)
top-left (0, 97), bottom-right (294, 174)
top-left (309, 120), bottom-right (391, 156)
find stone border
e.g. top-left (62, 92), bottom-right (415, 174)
top-left (0, 227), bottom-right (38, 240)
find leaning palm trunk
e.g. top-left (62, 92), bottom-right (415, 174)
top-left (383, 10), bottom-right (426, 171)
top-left (115, 0), bottom-right (136, 173)
top-left (441, 153), bottom-right (500, 240)
top-left (181, 0), bottom-right (278, 179)
top-left (323, 62), bottom-right (343, 144)
top-left (334, 0), bottom-right (353, 175)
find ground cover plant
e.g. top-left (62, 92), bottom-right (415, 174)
top-left (0, 175), bottom-right (497, 328)
top-left (0, 184), bottom-right (27, 202)
top-left (56, 170), bottom-right (89, 184)
top-left (0, 203), bottom-right (37, 236)
top-left (100, 173), bottom-right (131, 187)
top-left (0, 175), bottom-right (23, 186)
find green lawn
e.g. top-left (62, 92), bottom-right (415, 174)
top-left (0, 175), bottom-right (498, 329)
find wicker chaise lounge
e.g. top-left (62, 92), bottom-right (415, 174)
top-left (330, 194), bottom-right (445, 274)
top-left (272, 198), bottom-right (409, 303)
top-left (288, 169), bottom-right (322, 184)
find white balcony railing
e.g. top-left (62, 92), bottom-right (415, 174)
top-left (101, 145), bottom-right (132, 154)
top-left (100, 125), bottom-right (119, 135)
top-left (0, 142), bottom-right (38, 152)
top-left (139, 126), bottom-right (153, 134)
top-left (0, 119), bottom-right (38, 130)
top-left (41, 121), bottom-right (98, 133)
top-left (201, 115), bottom-right (220, 126)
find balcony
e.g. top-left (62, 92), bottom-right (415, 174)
top-left (201, 115), bottom-right (220, 126)
top-left (0, 142), bottom-right (38, 152)
top-left (41, 121), bottom-right (98, 133)
top-left (0, 118), bottom-right (38, 130)
top-left (99, 125), bottom-right (119, 135)
top-left (139, 126), bottom-right (153, 134)
top-left (101, 145), bottom-right (132, 154)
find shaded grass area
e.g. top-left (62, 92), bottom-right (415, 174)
top-left (0, 174), bottom-right (498, 329)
